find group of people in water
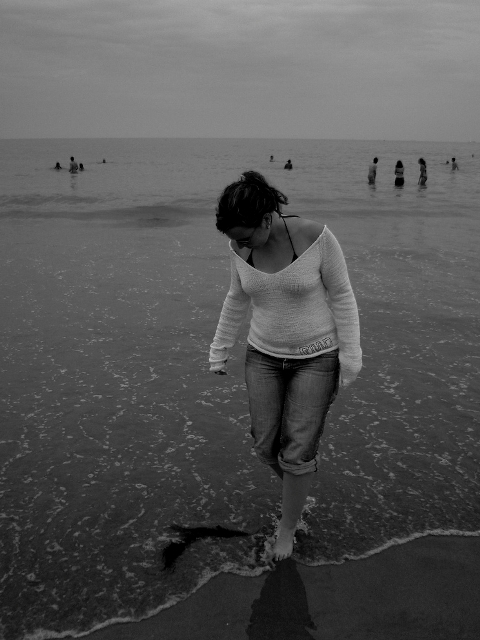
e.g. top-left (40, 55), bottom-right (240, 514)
top-left (269, 153), bottom-right (461, 184)
top-left (54, 157), bottom-right (107, 173)
top-left (270, 156), bottom-right (293, 170)
top-left (54, 157), bottom-right (83, 172)
top-left (368, 156), bottom-right (460, 186)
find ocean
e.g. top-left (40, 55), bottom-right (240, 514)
top-left (0, 138), bottom-right (479, 640)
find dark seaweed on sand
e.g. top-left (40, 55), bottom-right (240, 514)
top-left (162, 524), bottom-right (251, 571)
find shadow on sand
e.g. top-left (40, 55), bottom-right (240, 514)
top-left (247, 558), bottom-right (316, 639)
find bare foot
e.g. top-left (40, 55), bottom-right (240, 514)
top-left (272, 524), bottom-right (296, 561)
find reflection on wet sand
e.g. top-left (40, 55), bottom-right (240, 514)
top-left (161, 525), bottom-right (251, 572)
top-left (247, 559), bottom-right (316, 639)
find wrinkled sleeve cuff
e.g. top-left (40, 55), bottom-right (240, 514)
top-left (209, 346), bottom-right (228, 372)
top-left (339, 352), bottom-right (362, 387)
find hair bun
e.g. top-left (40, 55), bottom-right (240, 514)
top-left (240, 171), bottom-right (265, 186)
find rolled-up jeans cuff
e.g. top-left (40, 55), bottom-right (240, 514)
top-left (278, 455), bottom-right (319, 475)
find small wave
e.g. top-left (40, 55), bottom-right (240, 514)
top-left (0, 199), bottom-right (209, 225)
top-left (1, 194), bottom-right (102, 208)
top-left (22, 564), bottom-right (268, 640)
top-left (295, 528), bottom-right (480, 568)
top-left (19, 528), bottom-right (480, 640)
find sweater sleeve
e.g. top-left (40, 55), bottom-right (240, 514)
top-left (209, 255), bottom-right (251, 372)
top-left (320, 228), bottom-right (362, 386)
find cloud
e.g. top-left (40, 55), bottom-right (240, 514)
top-left (1, 0), bottom-right (477, 77)
top-left (1, 0), bottom-right (479, 138)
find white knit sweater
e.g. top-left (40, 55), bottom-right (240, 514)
top-left (209, 226), bottom-right (362, 385)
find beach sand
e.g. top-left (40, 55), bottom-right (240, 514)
top-left (86, 536), bottom-right (480, 640)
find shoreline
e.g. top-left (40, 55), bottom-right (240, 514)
top-left (53, 534), bottom-right (480, 640)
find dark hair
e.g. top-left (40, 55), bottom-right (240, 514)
top-left (373, 157), bottom-right (378, 163)
top-left (418, 157), bottom-right (426, 167)
top-left (215, 171), bottom-right (288, 232)
top-left (395, 160), bottom-right (403, 168)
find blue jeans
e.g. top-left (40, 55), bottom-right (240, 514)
top-left (245, 345), bottom-right (339, 475)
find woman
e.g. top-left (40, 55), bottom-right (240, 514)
top-left (418, 158), bottom-right (427, 186)
top-left (394, 160), bottom-right (404, 186)
top-left (209, 171), bottom-right (362, 561)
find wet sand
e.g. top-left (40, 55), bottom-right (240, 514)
top-left (86, 535), bottom-right (480, 640)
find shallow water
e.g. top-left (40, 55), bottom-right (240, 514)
top-left (0, 138), bottom-right (479, 640)
top-left (1, 138), bottom-right (479, 217)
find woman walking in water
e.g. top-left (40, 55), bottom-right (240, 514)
top-left (418, 158), bottom-right (427, 186)
top-left (394, 160), bottom-right (404, 186)
top-left (209, 171), bottom-right (362, 561)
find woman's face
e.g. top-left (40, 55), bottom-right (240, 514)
top-left (225, 216), bottom-right (270, 249)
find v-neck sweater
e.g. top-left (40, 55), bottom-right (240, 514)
top-left (209, 226), bottom-right (362, 385)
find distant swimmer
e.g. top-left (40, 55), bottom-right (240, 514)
top-left (445, 160), bottom-right (450, 164)
top-left (270, 155), bottom-right (274, 162)
top-left (418, 158), bottom-right (427, 186)
top-left (79, 163), bottom-right (84, 171)
top-left (69, 156), bottom-right (78, 173)
top-left (102, 159), bottom-right (106, 163)
top-left (54, 162), bottom-right (62, 170)
top-left (394, 160), bottom-right (404, 187)
top-left (367, 157), bottom-right (378, 184)
top-left (284, 159), bottom-right (293, 170)
top-left (451, 157), bottom-right (459, 170)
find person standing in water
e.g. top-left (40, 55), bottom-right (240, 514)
top-left (451, 158), bottom-right (459, 170)
top-left (69, 157), bottom-right (78, 173)
top-left (418, 158), bottom-right (427, 186)
top-left (367, 157), bottom-right (378, 184)
top-left (284, 159), bottom-right (293, 170)
top-left (394, 160), bottom-right (404, 186)
top-left (209, 171), bottom-right (362, 561)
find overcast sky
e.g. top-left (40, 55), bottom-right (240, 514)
top-left (1, 0), bottom-right (479, 140)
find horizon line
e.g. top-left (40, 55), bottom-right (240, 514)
top-left (0, 136), bottom-right (477, 144)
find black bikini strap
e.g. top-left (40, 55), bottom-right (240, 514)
top-left (248, 216), bottom-right (298, 268)
top-left (281, 216), bottom-right (296, 255)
